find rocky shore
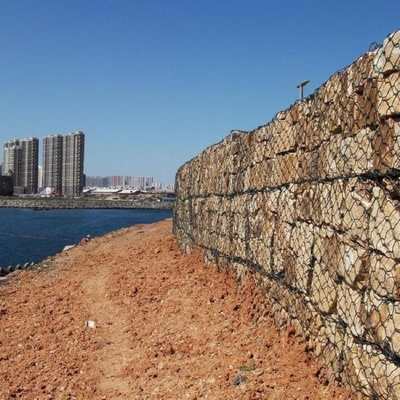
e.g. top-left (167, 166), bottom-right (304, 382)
top-left (0, 261), bottom-right (36, 276)
top-left (0, 197), bottom-right (174, 210)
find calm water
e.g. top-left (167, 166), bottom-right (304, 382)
top-left (0, 208), bottom-right (173, 269)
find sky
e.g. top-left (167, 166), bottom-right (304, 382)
top-left (0, 1), bottom-right (399, 186)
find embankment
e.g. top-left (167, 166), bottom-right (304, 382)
top-left (0, 198), bottom-right (174, 210)
top-left (0, 219), bottom-right (352, 399)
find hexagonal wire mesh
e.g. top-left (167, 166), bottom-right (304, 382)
top-left (173, 29), bottom-right (400, 399)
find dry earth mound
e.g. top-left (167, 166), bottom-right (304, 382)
top-left (0, 219), bottom-right (354, 399)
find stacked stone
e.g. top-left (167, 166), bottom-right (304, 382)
top-left (173, 29), bottom-right (400, 399)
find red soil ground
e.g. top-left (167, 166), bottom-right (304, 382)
top-left (0, 219), bottom-right (354, 399)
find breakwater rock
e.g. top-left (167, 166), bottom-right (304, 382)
top-left (0, 198), bottom-right (174, 210)
top-left (0, 262), bottom-right (35, 276)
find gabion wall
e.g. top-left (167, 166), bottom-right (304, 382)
top-left (173, 29), bottom-right (400, 399)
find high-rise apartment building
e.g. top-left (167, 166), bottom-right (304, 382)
top-left (3, 138), bottom-right (39, 194)
top-left (42, 134), bottom-right (63, 195)
top-left (107, 175), bottom-right (123, 188)
top-left (20, 137), bottom-right (39, 193)
top-left (138, 176), bottom-right (145, 189)
top-left (85, 176), bottom-right (108, 188)
top-left (61, 131), bottom-right (85, 197)
top-left (146, 176), bottom-right (153, 188)
top-left (42, 131), bottom-right (85, 197)
top-left (3, 140), bottom-right (21, 186)
top-left (37, 166), bottom-right (43, 189)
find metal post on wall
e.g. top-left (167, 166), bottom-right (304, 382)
top-left (297, 80), bottom-right (310, 100)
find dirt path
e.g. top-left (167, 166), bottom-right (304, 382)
top-left (0, 219), bottom-right (354, 399)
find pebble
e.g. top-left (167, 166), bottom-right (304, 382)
top-left (233, 375), bottom-right (247, 386)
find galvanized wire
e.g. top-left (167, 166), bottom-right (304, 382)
top-left (174, 29), bottom-right (400, 399)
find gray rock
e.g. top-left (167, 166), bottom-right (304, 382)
top-left (233, 375), bottom-right (247, 386)
top-left (63, 244), bottom-right (77, 251)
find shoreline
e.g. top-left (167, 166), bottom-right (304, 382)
top-left (0, 198), bottom-right (174, 210)
top-left (0, 215), bottom-right (173, 275)
top-left (0, 206), bottom-right (173, 273)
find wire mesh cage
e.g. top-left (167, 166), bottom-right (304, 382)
top-left (174, 29), bottom-right (400, 399)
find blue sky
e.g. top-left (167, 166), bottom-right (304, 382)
top-left (0, 1), bottom-right (399, 185)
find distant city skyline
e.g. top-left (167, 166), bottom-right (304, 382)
top-left (84, 174), bottom-right (173, 191)
top-left (1, 132), bottom-right (174, 189)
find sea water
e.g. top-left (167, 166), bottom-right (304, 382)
top-left (0, 208), bottom-right (172, 269)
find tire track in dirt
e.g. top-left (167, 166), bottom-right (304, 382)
top-left (82, 271), bottom-right (134, 398)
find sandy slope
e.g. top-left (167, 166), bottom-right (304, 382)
top-left (0, 219), bottom-right (354, 399)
